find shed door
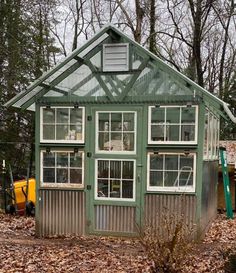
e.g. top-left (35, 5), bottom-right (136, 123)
top-left (88, 106), bottom-right (143, 235)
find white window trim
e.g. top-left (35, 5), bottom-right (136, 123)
top-left (203, 109), bottom-right (219, 161)
top-left (95, 158), bottom-right (136, 201)
top-left (40, 106), bottom-right (85, 144)
top-left (147, 152), bottom-right (196, 193)
top-left (40, 149), bottom-right (84, 189)
top-left (95, 111), bottom-right (137, 155)
top-left (148, 105), bottom-right (198, 145)
top-left (103, 43), bottom-right (129, 72)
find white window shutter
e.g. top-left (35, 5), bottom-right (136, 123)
top-left (103, 43), bottom-right (129, 72)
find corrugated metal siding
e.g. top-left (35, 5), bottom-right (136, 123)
top-left (201, 161), bottom-right (218, 232)
top-left (38, 189), bottom-right (85, 237)
top-left (95, 205), bottom-right (136, 233)
top-left (145, 194), bottom-right (197, 229)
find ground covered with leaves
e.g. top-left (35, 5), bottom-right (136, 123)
top-left (0, 212), bottom-right (235, 272)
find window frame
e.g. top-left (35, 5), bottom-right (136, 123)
top-left (148, 105), bottom-right (198, 145)
top-left (95, 110), bottom-right (137, 155)
top-left (95, 158), bottom-right (136, 201)
top-left (203, 109), bottom-right (219, 160)
top-left (40, 106), bottom-right (85, 144)
top-left (40, 149), bottom-right (84, 189)
top-left (147, 152), bottom-right (196, 193)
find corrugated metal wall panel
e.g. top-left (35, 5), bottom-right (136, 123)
top-left (38, 189), bottom-right (85, 237)
top-left (95, 205), bottom-right (136, 233)
top-left (201, 161), bottom-right (218, 232)
top-left (144, 194), bottom-right (197, 229)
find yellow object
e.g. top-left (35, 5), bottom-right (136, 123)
top-left (13, 178), bottom-right (36, 210)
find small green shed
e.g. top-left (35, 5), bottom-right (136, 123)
top-left (5, 24), bottom-right (235, 237)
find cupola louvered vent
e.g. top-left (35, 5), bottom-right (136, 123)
top-left (103, 43), bottom-right (129, 72)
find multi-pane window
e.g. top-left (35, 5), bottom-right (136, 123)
top-left (96, 159), bottom-right (135, 200)
top-left (147, 152), bottom-right (196, 192)
top-left (148, 106), bottom-right (198, 144)
top-left (41, 151), bottom-right (84, 187)
top-left (41, 107), bottom-right (84, 143)
top-left (204, 109), bottom-right (219, 160)
top-left (96, 111), bottom-right (136, 153)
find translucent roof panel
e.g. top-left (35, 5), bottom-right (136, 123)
top-left (54, 65), bottom-right (91, 93)
top-left (73, 77), bottom-right (106, 97)
top-left (128, 61), bottom-right (193, 97)
top-left (13, 85), bottom-right (43, 108)
top-left (44, 59), bottom-right (78, 84)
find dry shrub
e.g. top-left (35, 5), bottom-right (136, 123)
top-left (139, 212), bottom-right (195, 273)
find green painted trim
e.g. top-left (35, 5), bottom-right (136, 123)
top-left (195, 103), bottom-right (205, 235)
top-left (35, 103), bottom-right (40, 236)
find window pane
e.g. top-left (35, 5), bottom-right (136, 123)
top-left (110, 161), bottom-right (121, 178)
top-left (180, 155), bottom-right (193, 169)
top-left (70, 152), bottom-right (82, 168)
top-left (164, 171), bottom-right (178, 187)
top-left (99, 113), bottom-right (109, 131)
top-left (182, 108), bottom-right (195, 123)
top-left (110, 133), bottom-right (122, 150)
top-left (43, 108), bottom-right (55, 123)
top-left (122, 181), bottom-right (133, 198)
top-left (70, 108), bottom-right (82, 123)
top-left (181, 125), bottom-right (195, 141)
top-left (165, 155), bottom-right (178, 170)
top-left (122, 161), bottom-right (134, 179)
top-left (151, 125), bottom-right (165, 141)
top-left (150, 171), bottom-right (163, 186)
top-left (98, 160), bottom-right (109, 178)
top-left (123, 133), bottom-right (134, 151)
top-left (123, 113), bottom-right (134, 131)
top-left (110, 180), bottom-right (120, 198)
top-left (43, 152), bottom-right (55, 167)
top-left (56, 125), bottom-right (69, 140)
top-left (97, 179), bottom-right (108, 197)
top-left (56, 108), bottom-right (69, 123)
top-left (151, 108), bottom-right (165, 123)
top-left (70, 125), bottom-right (82, 140)
top-left (43, 168), bottom-right (55, 183)
top-left (43, 125), bottom-right (55, 140)
top-left (179, 172), bottom-right (193, 186)
top-left (70, 169), bottom-right (82, 184)
top-left (111, 113), bottom-right (122, 131)
top-left (166, 108), bottom-right (180, 123)
top-left (150, 154), bottom-right (163, 170)
top-left (56, 168), bottom-right (68, 183)
top-left (99, 132), bottom-right (109, 150)
top-left (167, 125), bottom-right (179, 141)
top-left (56, 152), bottom-right (68, 167)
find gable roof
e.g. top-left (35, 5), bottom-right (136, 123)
top-left (4, 24), bottom-right (236, 122)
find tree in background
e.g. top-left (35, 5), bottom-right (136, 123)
top-left (0, 0), bottom-right (59, 176)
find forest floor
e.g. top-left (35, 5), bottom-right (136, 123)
top-left (0, 212), bottom-right (236, 272)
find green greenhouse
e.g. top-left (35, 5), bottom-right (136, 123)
top-left (5, 24), bottom-right (235, 237)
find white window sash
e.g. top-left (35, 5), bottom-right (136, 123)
top-left (95, 111), bottom-right (137, 154)
top-left (40, 106), bottom-right (85, 143)
top-left (147, 152), bottom-right (196, 193)
top-left (148, 105), bottom-right (198, 145)
top-left (95, 158), bottom-right (136, 201)
top-left (40, 149), bottom-right (84, 188)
